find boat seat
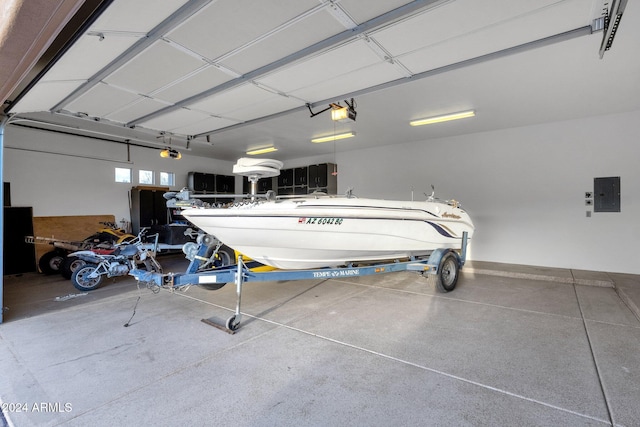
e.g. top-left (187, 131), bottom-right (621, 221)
top-left (232, 157), bottom-right (283, 178)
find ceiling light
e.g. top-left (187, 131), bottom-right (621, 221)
top-left (331, 99), bottom-right (357, 122)
top-left (331, 106), bottom-right (349, 121)
top-left (160, 148), bottom-right (181, 159)
top-left (409, 110), bottom-right (475, 126)
top-left (307, 98), bottom-right (357, 122)
top-left (246, 146), bottom-right (278, 155)
top-left (311, 132), bottom-right (355, 143)
top-left (331, 106), bottom-right (356, 122)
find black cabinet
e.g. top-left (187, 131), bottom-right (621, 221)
top-left (275, 163), bottom-right (336, 195)
top-left (308, 163), bottom-right (337, 194)
top-left (260, 179), bottom-right (274, 193)
top-left (3, 207), bottom-right (36, 275)
top-left (130, 187), bottom-right (169, 234)
top-left (188, 172), bottom-right (236, 204)
top-left (188, 172), bottom-right (215, 193)
top-left (294, 167), bottom-right (308, 186)
top-left (243, 176), bottom-right (274, 194)
top-left (277, 169), bottom-right (294, 187)
top-left (215, 175), bottom-right (235, 193)
top-left (214, 174), bottom-right (235, 204)
top-left (280, 167), bottom-right (307, 194)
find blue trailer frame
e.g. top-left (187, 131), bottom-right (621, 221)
top-left (130, 232), bottom-right (468, 333)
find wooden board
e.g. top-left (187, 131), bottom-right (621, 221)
top-left (31, 215), bottom-right (117, 269)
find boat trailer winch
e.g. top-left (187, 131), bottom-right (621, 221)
top-left (129, 232), bottom-right (468, 333)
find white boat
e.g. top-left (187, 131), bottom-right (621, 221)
top-left (181, 195), bottom-right (473, 269)
top-left (178, 158), bottom-right (474, 269)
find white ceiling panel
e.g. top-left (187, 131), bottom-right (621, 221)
top-left (137, 107), bottom-right (214, 131)
top-left (256, 39), bottom-right (384, 94)
top-left (9, 81), bottom-right (85, 114)
top-left (66, 83), bottom-right (140, 117)
top-left (167, 0), bottom-right (319, 61)
top-left (219, 10), bottom-right (345, 75)
top-left (104, 40), bottom-right (205, 94)
top-left (339, 0), bottom-right (431, 24)
top-left (190, 84), bottom-right (279, 116)
top-left (223, 93), bottom-right (303, 121)
top-left (290, 61), bottom-right (405, 102)
top-left (371, 0), bottom-right (573, 57)
top-left (169, 115), bottom-right (241, 135)
top-left (105, 97), bottom-right (170, 124)
top-left (42, 34), bottom-right (139, 82)
top-left (152, 65), bottom-right (235, 103)
top-left (397, 0), bottom-right (595, 74)
top-left (91, 0), bottom-right (190, 33)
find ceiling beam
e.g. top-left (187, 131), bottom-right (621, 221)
top-left (127, 0), bottom-right (451, 127)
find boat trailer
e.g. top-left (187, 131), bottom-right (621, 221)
top-left (129, 232), bottom-right (468, 333)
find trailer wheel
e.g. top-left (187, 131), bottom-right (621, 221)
top-left (199, 245), bottom-right (235, 290)
top-left (39, 250), bottom-right (65, 275)
top-left (213, 244), bottom-right (235, 267)
top-left (435, 252), bottom-right (459, 292)
top-left (199, 282), bottom-right (228, 291)
top-left (72, 264), bottom-right (104, 291)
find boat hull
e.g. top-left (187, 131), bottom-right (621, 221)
top-left (181, 198), bottom-right (474, 269)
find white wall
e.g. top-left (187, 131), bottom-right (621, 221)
top-left (3, 125), bottom-right (235, 223)
top-left (335, 110), bottom-right (640, 274)
top-left (4, 110), bottom-right (640, 274)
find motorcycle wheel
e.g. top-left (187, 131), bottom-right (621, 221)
top-left (39, 250), bottom-right (66, 275)
top-left (60, 256), bottom-right (86, 280)
top-left (71, 264), bottom-right (105, 291)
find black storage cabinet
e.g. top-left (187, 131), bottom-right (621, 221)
top-left (130, 186), bottom-right (169, 234)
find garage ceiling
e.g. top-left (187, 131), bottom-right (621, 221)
top-left (3, 0), bottom-right (639, 161)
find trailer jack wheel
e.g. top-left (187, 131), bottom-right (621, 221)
top-left (226, 315), bottom-right (240, 331)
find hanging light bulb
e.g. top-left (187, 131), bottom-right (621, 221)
top-left (160, 148), bottom-right (181, 159)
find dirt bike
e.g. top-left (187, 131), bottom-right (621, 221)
top-left (59, 246), bottom-right (115, 280)
top-left (69, 230), bottom-right (162, 291)
top-left (30, 221), bottom-right (136, 275)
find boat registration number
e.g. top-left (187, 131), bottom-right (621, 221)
top-left (298, 217), bottom-right (343, 225)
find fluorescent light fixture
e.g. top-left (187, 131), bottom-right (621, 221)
top-left (409, 110), bottom-right (475, 126)
top-left (246, 146), bottom-right (278, 155)
top-left (160, 148), bottom-right (181, 159)
top-left (311, 132), bottom-right (355, 144)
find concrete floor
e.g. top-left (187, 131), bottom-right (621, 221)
top-left (1, 256), bottom-right (640, 427)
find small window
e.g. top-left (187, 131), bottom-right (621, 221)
top-left (115, 167), bottom-right (131, 183)
top-left (160, 172), bottom-right (175, 186)
top-left (139, 170), bottom-right (154, 185)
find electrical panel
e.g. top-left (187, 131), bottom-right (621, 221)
top-left (594, 177), bottom-right (620, 212)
